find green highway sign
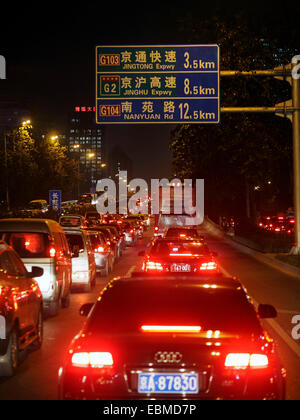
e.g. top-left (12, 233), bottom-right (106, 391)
top-left (96, 45), bottom-right (220, 124)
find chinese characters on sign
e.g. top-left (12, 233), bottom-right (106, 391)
top-left (96, 45), bottom-right (220, 124)
top-left (49, 190), bottom-right (61, 212)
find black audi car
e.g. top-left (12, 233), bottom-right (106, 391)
top-left (140, 238), bottom-right (219, 274)
top-left (58, 275), bottom-right (286, 400)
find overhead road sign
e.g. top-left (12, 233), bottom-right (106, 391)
top-left (95, 45), bottom-right (220, 124)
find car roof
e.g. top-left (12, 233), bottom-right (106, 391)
top-left (166, 226), bottom-right (198, 229)
top-left (152, 237), bottom-right (204, 243)
top-left (0, 218), bottom-right (63, 234)
top-left (109, 274), bottom-right (241, 289)
top-left (96, 276), bottom-right (244, 301)
top-left (29, 199), bottom-right (47, 203)
top-left (62, 228), bottom-right (86, 235)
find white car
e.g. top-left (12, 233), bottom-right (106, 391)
top-left (0, 219), bottom-right (72, 317)
top-left (63, 228), bottom-right (96, 292)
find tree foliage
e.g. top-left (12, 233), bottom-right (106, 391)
top-left (169, 12), bottom-right (296, 220)
top-left (1, 126), bottom-right (79, 207)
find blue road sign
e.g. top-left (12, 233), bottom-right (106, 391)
top-left (49, 190), bottom-right (61, 212)
top-left (95, 45), bottom-right (220, 124)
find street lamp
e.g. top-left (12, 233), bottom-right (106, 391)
top-left (87, 153), bottom-right (96, 191)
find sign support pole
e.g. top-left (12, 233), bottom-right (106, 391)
top-left (221, 60), bottom-right (300, 253)
top-left (290, 61), bottom-right (300, 254)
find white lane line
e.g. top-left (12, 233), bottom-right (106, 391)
top-left (126, 266), bottom-right (136, 277)
top-left (219, 264), bottom-right (300, 358)
top-left (277, 309), bottom-right (300, 315)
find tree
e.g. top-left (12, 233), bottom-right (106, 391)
top-left (169, 12), bottom-right (296, 221)
top-left (0, 125), bottom-right (79, 208)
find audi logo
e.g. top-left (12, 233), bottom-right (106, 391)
top-left (154, 351), bottom-right (183, 364)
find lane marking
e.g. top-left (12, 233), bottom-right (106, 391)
top-left (126, 265), bottom-right (136, 276)
top-left (219, 265), bottom-right (300, 358)
top-left (277, 309), bottom-right (300, 315)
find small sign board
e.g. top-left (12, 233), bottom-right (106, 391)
top-left (49, 190), bottom-right (62, 212)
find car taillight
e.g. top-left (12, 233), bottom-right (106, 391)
top-left (141, 325), bottom-right (201, 333)
top-left (71, 352), bottom-right (113, 368)
top-left (49, 247), bottom-right (56, 258)
top-left (130, 229), bottom-right (134, 233)
top-left (154, 227), bottom-right (159, 231)
top-left (225, 353), bottom-right (268, 369)
top-left (145, 261), bottom-right (163, 271)
top-left (200, 261), bottom-right (217, 271)
top-left (96, 246), bottom-right (105, 253)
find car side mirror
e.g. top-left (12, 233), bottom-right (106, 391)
top-left (79, 303), bottom-right (94, 317)
top-left (27, 266), bottom-right (44, 278)
top-left (258, 304), bottom-right (277, 319)
top-left (138, 251), bottom-right (145, 257)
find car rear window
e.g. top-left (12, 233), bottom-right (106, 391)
top-left (150, 241), bottom-right (210, 256)
top-left (88, 283), bottom-right (261, 336)
top-left (165, 228), bottom-right (199, 238)
top-left (0, 232), bottom-right (51, 258)
top-left (60, 216), bottom-right (82, 227)
top-left (65, 233), bottom-right (85, 253)
top-left (88, 233), bottom-right (104, 250)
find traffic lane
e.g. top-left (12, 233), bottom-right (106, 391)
top-left (0, 231), bottom-right (152, 400)
top-left (201, 229), bottom-right (300, 400)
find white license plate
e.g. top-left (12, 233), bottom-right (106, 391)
top-left (138, 372), bottom-right (199, 394)
top-left (171, 263), bottom-right (191, 272)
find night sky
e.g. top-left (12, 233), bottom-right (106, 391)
top-left (1, 0), bottom-right (299, 180)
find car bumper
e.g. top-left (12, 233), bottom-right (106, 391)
top-left (59, 366), bottom-right (285, 400)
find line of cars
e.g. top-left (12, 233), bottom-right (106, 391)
top-left (58, 225), bottom-right (286, 400)
top-left (258, 215), bottom-right (295, 234)
top-left (0, 212), bottom-right (147, 377)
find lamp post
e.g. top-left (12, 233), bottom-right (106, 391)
top-left (73, 145), bottom-right (80, 197)
top-left (87, 153), bottom-right (96, 193)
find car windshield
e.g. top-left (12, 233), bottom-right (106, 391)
top-left (150, 241), bottom-right (210, 256)
top-left (1, 232), bottom-right (51, 258)
top-left (88, 282), bottom-right (261, 336)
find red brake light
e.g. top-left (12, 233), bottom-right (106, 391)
top-left (154, 227), bottom-right (159, 231)
top-left (141, 325), bottom-right (201, 333)
top-left (290, 219), bottom-right (295, 224)
top-left (71, 352), bottom-right (113, 368)
top-left (49, 247), bottom-right (56, 258)
top-left (200, 261), bottom-right (217, 271)
top-left (130, 229), bottom-right (134, 233)
top-left (145, 261), bottom-right (163, 271)
top-left (225, 353), bottom-right (268, 369)
top-left (96, 246), bottom-right (105, 253)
